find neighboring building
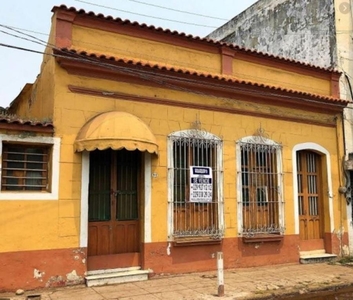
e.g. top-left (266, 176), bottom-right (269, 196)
top-left (207, 0), bottom-right (353, 254)
top-left (0, 4), bottom-right (349, 291)
top-left (207, 0), bottom-right (337, 69)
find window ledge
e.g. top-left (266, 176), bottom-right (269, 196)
top-left (173, 236), bottom-right (222, 247)
top-left (242, 234), bottom-right (283, 243)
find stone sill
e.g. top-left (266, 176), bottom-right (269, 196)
top-left (242, 234), bottom-right (283, 243)
top-left (173, 236), bottom-right (222, 247)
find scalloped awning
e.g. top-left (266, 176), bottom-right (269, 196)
top-left (74, 111), bottom-right (158, 154)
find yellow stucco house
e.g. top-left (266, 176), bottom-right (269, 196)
top-left (0, 5), bottom-right (350, 291)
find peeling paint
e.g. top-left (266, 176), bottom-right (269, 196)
top-left (66, 270), bottom-right (83, 285)
top-left (72, 248), bottom-right (86, 265)
top-left (166, 242), bottom-right (171, 256)
top-left (33, 269), bottom-right (45, 281)
top-left (207, 0), bottom-right (336, 69)
top-left (45, 275), bottom-right (65, 288)
top-left (72, 248), bottom-right (86, 255)
top-left (333, 227), bottom-right (347, 256)
top-left (342, 244), bottom-right (350, 256)
top-left (45, 271), bottom-right (84, 288)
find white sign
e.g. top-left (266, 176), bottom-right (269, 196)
top-left (189, 166), bottom-right (213, 203)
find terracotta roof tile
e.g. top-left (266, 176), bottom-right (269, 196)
top-left (53, 5), bottom-right (339, 74)
top-left (57, 48), bottom-right (348, 105)
top-left (0, 114), bottom-right (53, 128)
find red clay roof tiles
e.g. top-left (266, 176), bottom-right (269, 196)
top-left (57, 48), bottom-right (349, 105)
top-left (0, 114), bottom-right (53, 128)
top-left (53, 5), bottom-right (339, 74)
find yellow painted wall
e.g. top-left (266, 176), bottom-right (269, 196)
top-left (233, 59), bottom-right (331, 96)
top-left (0, 15), bottom-right (346, 254)
top-left (72, 25), bottom-right (221, 76)
top-left (0, 201), bottom-right (79, 252)
top-left (50, 66), bottom-right (344, 245)
top-left (72, 24), bottom-right (332, 98)
top-left (1, 66), bottom-right (345, 253)
top-left (10, 20), bottom-right (57, 121)
top-left (10, 56), bottom-right (56, 121)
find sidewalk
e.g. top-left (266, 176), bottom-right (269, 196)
top-left (1, 263), bottom-right (353, 300)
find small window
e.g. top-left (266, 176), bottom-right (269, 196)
top-left (1, 144), bottom-right (50, 192)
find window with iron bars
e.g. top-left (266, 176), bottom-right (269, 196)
top-left (168, 131), bottom-right (223, 239)
top-left (1, 143), bottom-right (50, 191)
top-left (237, 138), bottom-right (284, 237)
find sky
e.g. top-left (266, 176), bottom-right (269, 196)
top-left (0, 0), bottom-right (258, 108)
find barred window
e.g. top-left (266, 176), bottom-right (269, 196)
top-left (237, 138), bottom-right (284, 236)
top-left (1, 144), bottom-right (50, 191)
top-left (168, 131), bottom-right (223, 239)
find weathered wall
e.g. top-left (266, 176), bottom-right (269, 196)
top-left (0, 6), bottom-right (348, 291)
top-left (71, 25), bottom-right (333, 96)
top-left (207, 0), bottom-right (336, 69)
top-left (208, 0), bottom-right (353, 255)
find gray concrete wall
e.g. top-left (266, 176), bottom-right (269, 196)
top-left (207, 0), bottom-right (336, 69)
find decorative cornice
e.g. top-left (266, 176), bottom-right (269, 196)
top-left (68, 85), bottom-right (337, 128)
top-left (55, 50), bottom-right (347, 114)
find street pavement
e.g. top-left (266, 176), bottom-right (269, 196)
top-left (1, 263), bottom-right (353, 300)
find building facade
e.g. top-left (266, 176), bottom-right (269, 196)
top-left (0, 5), bottom-right (349, 291)
top-left (207, 0), bottom-right (353, 253)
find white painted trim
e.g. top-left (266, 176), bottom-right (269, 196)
top-left (238, 135), bottom-right (279, 145)
top-left (236, 142), bottom-right (243, 234)
top-left (292, 143), bottom-right (334, 234)
top-left (217, 141), bottom-right (224, 232)
top-left (170, 130), bottom-right (221, 140)
top-left (80, 151), bottom-right (89, 248)
top-left (236, 137), bottom-right (283, 235)
top-left (167, 130), bottom-right (224, 239)
top-left (277, 146), bottom-right (285, 232)
top-left (144, 153), bottom-right (152, 243)
top-left (167, 136), bottom-right (174, 239)
top-left (0, 135), bottom-right (60, 200)
top-left (79, 151), bottom-right (152, 248)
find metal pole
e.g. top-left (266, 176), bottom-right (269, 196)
top-left (217, 251), bottom-right (224, 297)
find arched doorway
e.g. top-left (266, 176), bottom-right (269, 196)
top-left (75, 111), bottom-right (158, 270)
top-left (296, 150), bottom-right (324, 249)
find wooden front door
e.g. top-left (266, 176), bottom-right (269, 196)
top-left (297, 150), bottom-right (324, 250)
top-left (87, 149), bottom-right (140, 270)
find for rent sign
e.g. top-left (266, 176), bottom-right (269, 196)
top-left (189, 166), bottom-right (213, 202)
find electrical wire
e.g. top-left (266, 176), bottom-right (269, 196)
top-left (123, 0), bottom-right (228, 21)
top-left (0, 39), bottom-right (348, 126)
top-left (0, 43), bottom-right (45, 55)
top-left (2, 23), bottom-right (351, 37)
top-left (0, 35), bottom-right (345, 110)
top-left (0, 23), bottom-right (335, 95)
top-left (74, 0), bottom-right (217, 28)
top-left (0, 29), bottom-right (46, 48)
top-left (0, 26), bottom-right (349, 112)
